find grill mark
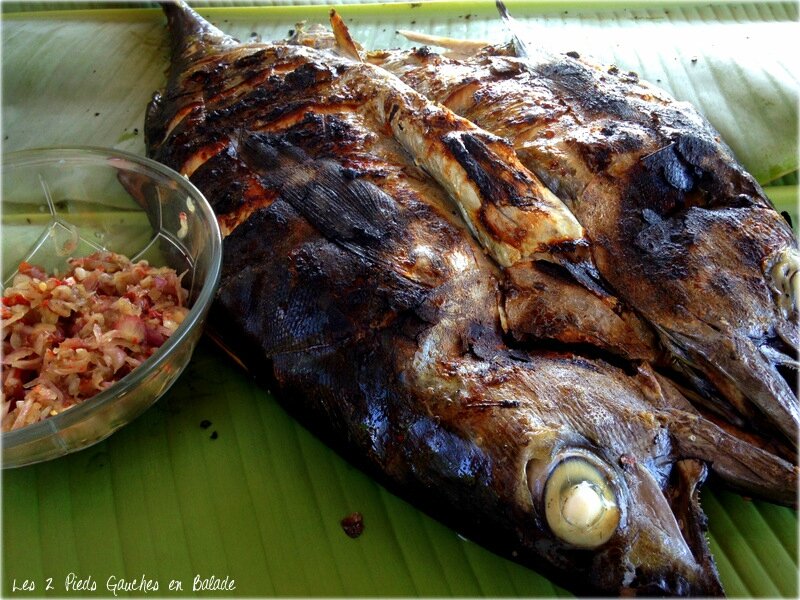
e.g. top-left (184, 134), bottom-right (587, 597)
top-left (535, 58), bottom-right (642, 123)
top-left (233, 48), bottom-right (269, 68)
top-left (181, 139), bottom-right (229, 177)
top-left (255, 102), bottom-right (365, 134)
top-left (212, 80), bottom-right (355, 134)
top-left (206, 67), bottom-right (274, 105)
top-left (161, 101), bottom-right (203, 143)
top-left (387, 103), bottom-right (399, 124)
top-left (218, 183), bottom-right (279, 237)
top-left (443, 131), bottom-right (527, 209)
top-left (180, 49), bottom-right (335, 120)
top-left (189, 145), bottom-right (279, 236)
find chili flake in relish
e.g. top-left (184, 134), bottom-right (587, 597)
top-left (2, 252), bottom-right (188, 432)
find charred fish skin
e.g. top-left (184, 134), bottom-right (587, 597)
top-left (297, 11), bottom-right (799, 502)
top-left (147, 9), bottom-right (664, 366)
top-left (288, 19), bottom-right (665, 366)
top-left (145, 2), bottom-right (798, 595)
top-left (366, 25), bottom-right (800, 450)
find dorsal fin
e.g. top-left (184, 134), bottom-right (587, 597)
top-left (495, 1), bottom-right (555, 64)
top-left (495, 0), bottom-right (532, 59)
top-left (329, 10), bottom-right (363, 62)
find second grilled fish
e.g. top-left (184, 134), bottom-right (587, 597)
top-left (347, 8), bottom-right (800, 451)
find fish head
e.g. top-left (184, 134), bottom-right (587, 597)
top-left (505, 361), bottom-right (725, 596)
top-left (523, 429), bottom-right (722, 596)
top-left (641, 201), bottom-right (799, 447)
top-left (610, 133), bottom-right (800, 448)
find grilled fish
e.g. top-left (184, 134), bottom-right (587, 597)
top-left (296, 5), bottom-right (798, 495)
top-left (341, 7), bottom-right (800, 451)
top-left (145, 2), bottom-right (796, 595)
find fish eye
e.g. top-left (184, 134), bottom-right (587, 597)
top-left (543, 454), bottom-right (621, 549)
top-left (765, 247), bottom-right (799, 318)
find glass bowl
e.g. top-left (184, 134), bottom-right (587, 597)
top-left (1, 147), bottom-right (222, 468)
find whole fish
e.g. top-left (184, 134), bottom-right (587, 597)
top-left (336, 5), bottom-right (800, 451)
top-left (145, 2), bottom-right (796, 596)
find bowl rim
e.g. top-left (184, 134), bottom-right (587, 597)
top-left (1, 146), bottom-right (223, 451)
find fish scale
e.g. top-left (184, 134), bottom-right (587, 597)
top-left (144, 2), bottom-right (796, 596)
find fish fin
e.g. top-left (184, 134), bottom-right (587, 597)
top-left (504, 261), bottom-right (658, 361)
top-left (657, 359), bottom-right (748, 428)
top-left (329, 10), bottom-right (363, 62)
top-left (559, 255), bottom-right (613, 298)
top-left (494, 0), bottom-right (532, 59)
top-left (282, 163), bottom-right (397, 249)
top-left (494, 1), bottom-right (554, 63)
top-left (287, 21), bottom-right (337, 51)
top-left (238, 132), bottom-right (396, 249)
top-left (236, 131), bottom-right (437, 295)
top-left (212, 201), bottom-right (425, 365)
top-left (395, 30), bottom-right (489, 59)
top-left (204, 329), bottom-right (251, 374)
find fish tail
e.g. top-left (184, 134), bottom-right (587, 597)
top-left (160, 1), bottom-right (238, 70)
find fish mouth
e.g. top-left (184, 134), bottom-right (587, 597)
top-left (658, 322), bottom-right (799, 450)
top-left (662, 407), bottom-right (798, 507)
top-left (662, 459), bottom-right (723, 596)
top-left (616, 460), bottom-right (723, 597)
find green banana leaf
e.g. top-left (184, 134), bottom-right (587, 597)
top-left (2, 2), bottom-right (797, 597)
